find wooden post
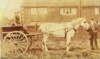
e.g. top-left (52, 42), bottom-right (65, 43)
top-left (78, 0), bottom-right (82, 17)
top-left (0, 27), bottom-right (1, 59)
top-left (80, 0), bottom-right (82, 17)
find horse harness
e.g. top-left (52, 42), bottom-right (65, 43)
top-left (64, 27), bottom-right (77, 38)
top-left (42, 26), bottom-right (77, 38)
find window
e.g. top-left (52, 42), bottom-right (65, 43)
top-left (95, 8), bottom-right (100, 15)
top-left (31, 8), bottom-right (47, 15)
top-left (60, 8), bottom-right (77, 15)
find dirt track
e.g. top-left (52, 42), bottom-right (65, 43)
top-left (1, 27), bottom-right (100, 59)
top-left (25, 27), bottom-right (100, 59)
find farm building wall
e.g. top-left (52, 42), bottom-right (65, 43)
top-left (21, 0), bottom-right (100, 24)
top-left (21, 7), bottom-right (100, 24)
top-left (21, 7), bottom-right (78, 23)
top-left (82, 7), bottom-right (95, 20)
top-left (95, 7), bottom-right (100, 20)
top-left (82, 7), bottom-right (100, 20)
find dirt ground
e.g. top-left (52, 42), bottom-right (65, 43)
top-left (1, 27), bottom-right (100, 59)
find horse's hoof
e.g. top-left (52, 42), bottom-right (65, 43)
top-left (44, 49), bottom-right (48, 52)
top-left (91, 48), bottom-right (95, 50)
top-left (66, 50), bottom-right (70, 52)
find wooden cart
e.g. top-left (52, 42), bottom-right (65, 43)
top-left (1, 25), bottom-right (39, 57)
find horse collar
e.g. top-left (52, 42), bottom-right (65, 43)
top-left (72, 28), bottom-right (77, 32)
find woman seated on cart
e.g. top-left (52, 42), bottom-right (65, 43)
top-left (12, 12), bottom-right (21, 26)
top-left (12, 12), bottom-right (28, 34)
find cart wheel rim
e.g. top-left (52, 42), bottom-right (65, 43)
top-left (2, 31), bottom-right (29, 57)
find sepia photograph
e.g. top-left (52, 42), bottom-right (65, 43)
top-left (0, 0), bottom-right (100, 59)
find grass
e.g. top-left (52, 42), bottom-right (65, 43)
top-left (1, 29), bottom-right (100, 59)
top-left (1, 50), bottom-right (100, 59)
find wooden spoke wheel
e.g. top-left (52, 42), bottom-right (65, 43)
top-left (2, 31), bottom-right (29, 57)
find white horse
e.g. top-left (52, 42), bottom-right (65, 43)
top-left (39, 17), bottom-right (89, 51)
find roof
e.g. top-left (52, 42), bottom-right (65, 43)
top-left (21, 0), bottom-right (100, 7)
top-left (82, 0), bottom-right (100, 6)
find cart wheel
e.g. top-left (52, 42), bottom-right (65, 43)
top-left (2, 31), bottom-right (29, 57)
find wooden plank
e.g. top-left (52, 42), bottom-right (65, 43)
top-left (2, 26), bottom-right (23, 32)
top-left (2, 32), bottom-right (9, 34)
top-left (26, 32), bottom-right (43, 37)
top-left (22, 6), bottom-right (78, 8)
top-left (0, 27), bottom-right (3, 41)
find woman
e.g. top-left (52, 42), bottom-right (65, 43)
top-left (12, 12), bottom-right (21, 26)
top-left (12, 12), bottom-right (28, 34)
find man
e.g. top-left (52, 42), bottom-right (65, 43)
top-left (88, 18), bottom-right (99, 50)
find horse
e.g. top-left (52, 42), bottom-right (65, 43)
top-left (87, 20), bottom-right (100, 50)
top-left (38, 17), bottom-right (89, 51)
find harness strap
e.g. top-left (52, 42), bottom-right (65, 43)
top-left (64, 28), bottom-right (77, 38)
top-left (64, 28), bottom-right (67, 38)
top-left (72, 28), bottom-right (77, 32)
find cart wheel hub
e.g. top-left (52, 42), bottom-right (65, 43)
top-left (14, 42), bottom-right (18, 46)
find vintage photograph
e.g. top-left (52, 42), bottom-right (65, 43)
top-left (0, 0), bottom-right (100, 59)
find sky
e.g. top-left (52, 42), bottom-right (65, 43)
top-left (0, 0), bottom-right (23, 18)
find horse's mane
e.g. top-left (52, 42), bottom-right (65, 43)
top-left (70, 18), bottom-right (82, 25)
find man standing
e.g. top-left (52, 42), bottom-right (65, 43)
top-left (88, 18), bottom-right (99, 50)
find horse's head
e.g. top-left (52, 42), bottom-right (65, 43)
top-left (80, 17), bottom-right (90, 30)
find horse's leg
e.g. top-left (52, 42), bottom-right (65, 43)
top-left (66, 36), bottom-right (71, 51)
top-left (94, 33), bottom-right (98, 50)
top-left (42, 34), bottom-right (48, 51)
top-left (66, 30), bottom-right (75, 51)
top-left (90, 35), bottom-right (94, 50)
